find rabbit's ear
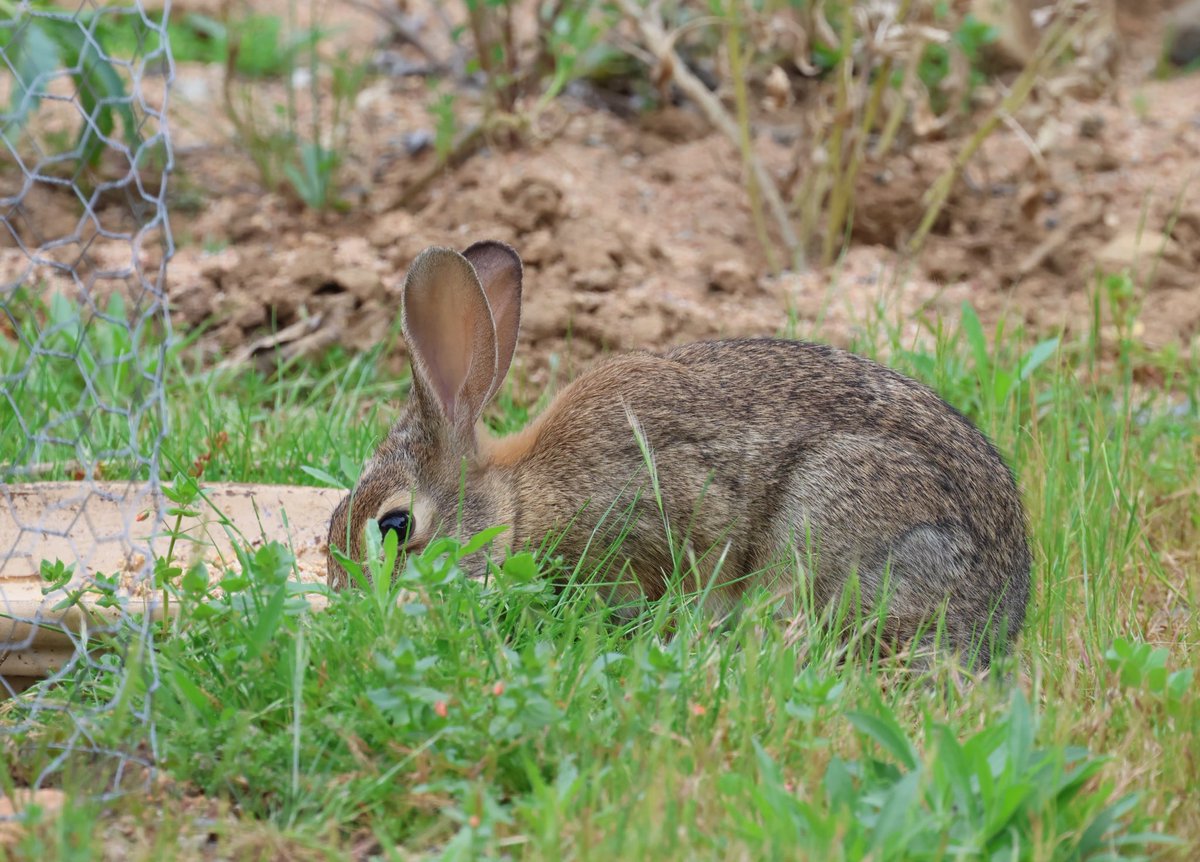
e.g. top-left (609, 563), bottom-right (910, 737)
top-left (463, 241), bottom-right (523, 404)
top-left (402, 247), bottom-right (499, 440)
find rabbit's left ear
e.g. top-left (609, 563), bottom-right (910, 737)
top-left (463, 241), bottom-right (523, 405)
top-left (402, 247), bottom-right (499, 442)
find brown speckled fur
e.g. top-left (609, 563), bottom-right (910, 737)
top-left (328, 242), bottom-right (1031, 667)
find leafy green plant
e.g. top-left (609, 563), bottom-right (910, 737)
top-left (917, 12), bottom-right (999, 114)
top-left (60, 8), bottom-right (325, 74)
top-left (459, 0), bottom-right (614, 116)
top-left (213, 13), bottom-right (327, 78)
top-left (722, 690), bottom-right (1172, 860)
top-left (1105, 637), bottom-right (1195, 719)
top-left (408, 0), bottom-right (618, 196)
top-left (0, 289), bottom-right (170, 479)
top-left (893, 301), bottom-right (1059, 437)
top-left (958, 302), bottom-right (1061, 421)
top-left (221, 9), bottom-right (368, 210)
top-left (532, 0), bottom-right (614, 111)
top-left (463, 0), bottom-right (521, 116)
top-left (1, 3), bottom-right (143, 168)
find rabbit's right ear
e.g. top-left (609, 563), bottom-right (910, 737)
top-left (402, 247), bottom-right (499, 445)
top-left (463, 241), bottom-right (522, 405)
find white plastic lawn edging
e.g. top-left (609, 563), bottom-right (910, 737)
top-left (1, 482), bottom-right (341, 683)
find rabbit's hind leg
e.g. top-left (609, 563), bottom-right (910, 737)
top-left (874, 523), bottom-right (1001, 668)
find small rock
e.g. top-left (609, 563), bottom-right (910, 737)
top-left (1073, 140), bottom-right (1119, 173)
top-left (707, 258), bottom-right (757, 295)
top-left (1096, 229), bottom-right (1187, 287)
top-left (521, 229), bottom-right (557, 266)
top-left (284, 243), bottom-right (336, 290)
top-left (219, 295), bottom-right (266, 330)
top-left (502, 176), bottom-right (564, 233)
top-left (174, 72), bottom-right (210, 103)
top-left (1078, 114), bottom-right (1105, 139)
top-left (403, 129), bottom-right (434, 156)
top-left (639, 106), bottom-right (710, 143)
top-left (367, 210), bottom-right (417, 250)
top-left (770, 126), bottom-right (799, 147)
top-left (763, 65), bottom-right (793, 111)
top-left (1168, 0), bottom-right (1200, 67)
top-left (337, 266), bottom-right (382, 301)
top-left (572, 266), bottom-right (619, 292)
top-left (649, 163), bottom-right (677, 183)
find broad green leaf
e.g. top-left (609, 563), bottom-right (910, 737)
top-left (166, 663), bottom-right (215, 717)
top-left (501, 551), bottom-right (539, 583)
top-left (1006, 689), bottom-right (1034, 773)
top-left (1019, 337), bottom-right (1060, 381)
top-left (931, 723), bottom-right (975, 820)
top-left (960, 301), bottom-right (991, 383)
top-left (299, 464), bottom-right (346, 488)
top-left (823, 755), bottom-right (855, 812)
top-left (4, 20), bottom-right (62, 133)
top-left (870, 770), bottom-right (920, 853)
top-left (847, 709), bottom-right (919, 771)
top-left (461, 524), bottom-right (509, 556)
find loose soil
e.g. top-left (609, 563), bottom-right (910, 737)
top-left (3, 1), bottom-right (1199, 383)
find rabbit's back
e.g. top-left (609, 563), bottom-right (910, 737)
top-left (508, 338), bottom-right (1030, 664)
top-left (665, 338), bottom-right (1030, 659)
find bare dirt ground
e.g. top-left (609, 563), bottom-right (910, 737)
top-left (5, 1), bottom-right (1199, 382)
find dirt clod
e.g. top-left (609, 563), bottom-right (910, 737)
top-left (53, 0), bottom-right (1190, 374)
top-left (1096, 229), bottom-right (1190, 286)
top-left (708, 258), bottom-right (757, 295)
top-left (501, 175), bottom-right (565, 233)
top-left (1168, 0), bottom-right (1200, 66)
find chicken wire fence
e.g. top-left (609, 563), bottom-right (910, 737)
top-left (1, 0), bottom-right (174, 794)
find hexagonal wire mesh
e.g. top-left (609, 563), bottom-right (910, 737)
top-left (1, 0), bottom-right (174, 793)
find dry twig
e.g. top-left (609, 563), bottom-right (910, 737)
top-left (908, 4), bottom-right (1094, 254)
top-left (616, 0), bottom-right (803, 271)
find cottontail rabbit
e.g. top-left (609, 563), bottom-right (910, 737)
top-left (327, 241), bottom-right (1031, 667)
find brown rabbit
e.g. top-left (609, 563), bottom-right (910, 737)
top-left (327, 241), bottom-right (1031, 667)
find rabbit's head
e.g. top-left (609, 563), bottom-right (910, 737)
top-left (326, 241), bottom-right (523, 589)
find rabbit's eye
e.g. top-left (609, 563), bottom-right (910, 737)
top-left (379, 509), bottom-right (414, 545)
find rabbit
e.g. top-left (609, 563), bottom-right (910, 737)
top-left (326, 240), bottom-right (1031, 668)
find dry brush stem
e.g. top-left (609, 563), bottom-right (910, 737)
top-left (724, 1), bottom-right (780, 273)
top-left (343, 0), bottom-right (444, 70)
top-left (616, 0), bottom-right (803, 271)
top-left (907, 3), bottom-right (1095, 255)
top-left (397, 113), bottom-right (530, 208)
top-left (822, 0), bottom-right (915, 267)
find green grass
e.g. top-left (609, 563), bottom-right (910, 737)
top-left (1, 284), bottom-right (1198, 860)
top-left (0, 289), bottom-right (404, 487)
